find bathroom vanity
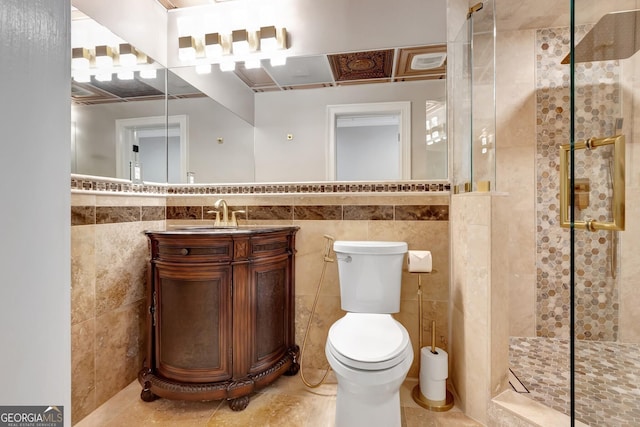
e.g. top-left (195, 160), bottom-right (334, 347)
top-left (139, 226), bottom-right (300, 411)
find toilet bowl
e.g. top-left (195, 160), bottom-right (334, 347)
top-left (326, 241), bottom-right (412, 427)
top-left (326, 313), bottom-right (413, 427)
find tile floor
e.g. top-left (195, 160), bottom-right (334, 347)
top-left (75, 370), bottom-right (482, 426)
top-left (509, 337), bottom-right (640, 427)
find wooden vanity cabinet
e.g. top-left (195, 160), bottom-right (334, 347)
top-left (138, 227), bottom-right (300, 411)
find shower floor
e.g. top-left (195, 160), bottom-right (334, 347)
top-left (509, 337), bottom-right (640, 426)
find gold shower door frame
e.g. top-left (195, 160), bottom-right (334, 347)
top-left (560, 135), bottom-right (625, 231)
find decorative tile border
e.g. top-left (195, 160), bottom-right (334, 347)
top-left (71, 174), bottom-right (450, 195)
top-left (166, 204), bottom-right (448, 222)
top-left (74, 203), bottom-right (448, 226)
top-left (167, 181), bottom-right (450, 195)
top-left (71, 175), bottom-right (167, 195)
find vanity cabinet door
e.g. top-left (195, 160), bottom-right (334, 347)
top-left (247, 254), bottom-right (293, 373)
top-left (153, 261), bottom-right (233, 383)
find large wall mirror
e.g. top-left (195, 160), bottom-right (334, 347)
top-left (71, 0), bottom-right (448, 184)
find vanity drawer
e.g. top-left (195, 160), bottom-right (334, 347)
top-left (249, 233), bottom-right (290, 258)
top-left (152, 238), bottom-right (233, 263)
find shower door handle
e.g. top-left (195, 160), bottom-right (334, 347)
top-left (559, 134), bottom-right (625, 231)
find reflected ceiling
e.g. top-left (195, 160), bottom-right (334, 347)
top-left (71, 69), bottom-right (205, 105)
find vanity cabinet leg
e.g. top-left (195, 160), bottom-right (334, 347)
top-left (284, 345), bottom-right (300, 376)
top-left (140, 381), bottom-right (159, 402)
top-left (228, 395), bottom-right (250, 411)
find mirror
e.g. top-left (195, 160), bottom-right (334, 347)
top-left (71, 2), bottom-right (448, 184)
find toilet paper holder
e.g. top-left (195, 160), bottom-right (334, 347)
top-left (410, 270), bottom-right (454, 412)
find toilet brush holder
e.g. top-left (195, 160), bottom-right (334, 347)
top-left (410, 272), bottom-right (454, 411)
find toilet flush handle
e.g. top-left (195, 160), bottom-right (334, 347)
top-left (337, 255), bottom-right (352, 263)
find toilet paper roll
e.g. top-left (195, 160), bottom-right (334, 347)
top-left (407, 250), bottom-right (432, 273)
top-left (419, 347), bottom-right (448, 401)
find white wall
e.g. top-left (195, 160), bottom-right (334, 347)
top-left (0, 1), bottom-right (71, 425)
top-left (254, 79), bottom-right (445, 182)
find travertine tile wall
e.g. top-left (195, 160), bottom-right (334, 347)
top-left (70, 193), bottom-right (165, 424)
top-left (495, 28), bottom-right (537, 338)
top-left (70, 189), bottom-right (450, 424)
top-left (450, 192), bottom-right (510, 425)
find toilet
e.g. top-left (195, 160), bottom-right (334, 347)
top-left (325, 241), bottom-right (413, 427)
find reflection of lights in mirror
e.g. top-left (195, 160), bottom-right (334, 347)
top-left (478, 128), bottom-right (493, 154)
top-left (71, 43), bottom-right (159, 82)
top-left (425, 101), bottom-right (446, 146)
top-left (71, 10), bottom-right (161, 84)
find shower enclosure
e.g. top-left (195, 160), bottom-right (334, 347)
top-left (509, 1), bottom-right (640, 426)
top-left (447, 0), bottom-right (640, 427)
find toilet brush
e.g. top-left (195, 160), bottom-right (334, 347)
top-left (411, 273), bottom-right (454, 411)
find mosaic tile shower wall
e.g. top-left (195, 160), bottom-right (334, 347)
top-left (536, 26), bottom-right (619, 340)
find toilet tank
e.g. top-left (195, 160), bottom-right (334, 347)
top-left (333, 241), bottom-right (408, 313)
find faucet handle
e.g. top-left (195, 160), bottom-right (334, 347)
top-left (206, 210), bottom-right (221, 226)
top-left (231, 210), bottom-right (246, 226)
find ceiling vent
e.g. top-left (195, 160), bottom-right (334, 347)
top-left (410, 52), bottom-right (447, 70)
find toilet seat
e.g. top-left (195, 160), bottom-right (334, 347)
top-left (327, 313), bottom-right (410, 371)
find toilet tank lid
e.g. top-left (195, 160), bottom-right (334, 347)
top-left (333, 240), bottom-right (408, 254)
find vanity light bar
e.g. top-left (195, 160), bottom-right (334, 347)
top-left (178, 27), bottom-right (288, 71)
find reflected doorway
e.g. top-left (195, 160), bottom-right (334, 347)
top-left (327, 102), bottom-right (411, 181)
top-left (116, 115), bottom-right (188, 183)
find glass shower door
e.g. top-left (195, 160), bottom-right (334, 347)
top-left (570, 2), bottom-right (639, 425)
